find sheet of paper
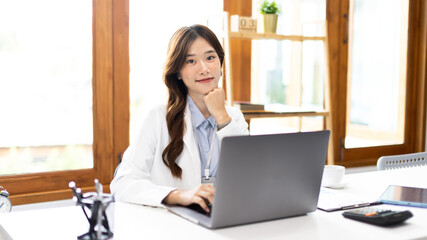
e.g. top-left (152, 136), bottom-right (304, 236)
top-left (317, 187), bottom-right (379, 212)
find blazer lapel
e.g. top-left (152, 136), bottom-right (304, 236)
top-left (183, 104), bottom-right (202, 182)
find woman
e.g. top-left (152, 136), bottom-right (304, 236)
top-left (110, 25), bottom-right (249, 212)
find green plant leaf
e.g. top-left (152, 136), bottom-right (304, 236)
top-left (260, 0), bottom-right (280, 14)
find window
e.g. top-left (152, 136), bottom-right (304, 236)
top-left (0, 0), bottom-right (129, 205)
top-left (250, 0), bottom-right (327, 135)
top-left (327, 0), bottom-right (426, 165)
top-left (0, 0), bottom-right (93, 175)
top-left (345, 0), bottom-right (408, 148)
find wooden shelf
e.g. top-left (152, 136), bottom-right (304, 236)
top-left (242, 110), bottom-right (328, 121)
top-left (229, 31), bottom-right (326, 41)
top-left (239, 103), bottom-right (329, 120)
top-left (214, 12), bottom-right (334, 161)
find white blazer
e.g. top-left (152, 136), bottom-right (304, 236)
top-left (110, 103), bottom-right (249, 207)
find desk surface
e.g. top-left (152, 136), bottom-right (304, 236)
top-left (1, 167), bottom-right (427, 240)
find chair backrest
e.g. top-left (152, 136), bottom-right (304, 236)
top-left (114, 162), bottom-right (121, 177)
top-left (377, 152), bottom-right (427, 170)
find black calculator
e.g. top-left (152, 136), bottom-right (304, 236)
top-left (342, 207), bottom-right (413, 226)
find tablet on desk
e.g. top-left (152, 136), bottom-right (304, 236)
top-left (379, 185), bottom-right (427, 208)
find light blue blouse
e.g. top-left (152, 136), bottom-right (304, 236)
top-left (187, 95), bottom-right (220, 178)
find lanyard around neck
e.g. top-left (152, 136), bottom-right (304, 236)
top-left (193, 123), bottom-right (217, 180)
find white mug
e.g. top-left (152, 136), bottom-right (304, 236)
top-left (322, 165), bottom-right (345, 186)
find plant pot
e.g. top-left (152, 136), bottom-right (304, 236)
top-left (263, 14), bottom-right (278, 33)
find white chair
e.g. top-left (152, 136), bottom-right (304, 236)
top-left (114, 163), bottom-right (121, 177)
top-left (377, 152), bottom-right (427, 170)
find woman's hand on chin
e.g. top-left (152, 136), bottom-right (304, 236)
top-left (163, 184), bottom-right (215, 212)
top-left (203, 88), bottom-right (231, 125)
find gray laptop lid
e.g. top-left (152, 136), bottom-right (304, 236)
top-left (210, 130), bottom-right (329, 228)
top-left (166, 130), bottom-right (329, 229)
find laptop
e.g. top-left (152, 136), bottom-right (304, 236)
top-left (164, 130), bottom-right (330, 229)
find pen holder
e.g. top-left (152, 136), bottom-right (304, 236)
top-left (69, 179), bottom-right (114, 240)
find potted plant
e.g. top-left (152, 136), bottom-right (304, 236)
top-left (260, 0), bottom-right (280, 33)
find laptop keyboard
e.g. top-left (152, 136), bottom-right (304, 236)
top-left (187, 203), bottom-right (212, 217)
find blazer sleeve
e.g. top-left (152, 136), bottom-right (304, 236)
top-left (110, 107), bottom-right (175, 207)
top-left (216, 106), bottom-right (249, 142)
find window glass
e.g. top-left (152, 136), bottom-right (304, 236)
top-left (345, 0), bottom-right (408, 148)
top-left (129, 0), bottom-right (223, 142)
top-left (250, 0), bottom-right (326, 135)
top-left (0, 0), bottom-right (93, 175)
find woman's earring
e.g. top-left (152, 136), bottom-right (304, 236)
top-left (177, 73), bottom-right (182, 80)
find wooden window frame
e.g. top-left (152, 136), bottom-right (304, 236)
top-left (1, 0), bottom-right (129, 205)
top-left (327, 0), bottom-right (427, 166)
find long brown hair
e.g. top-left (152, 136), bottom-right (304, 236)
top-left (162, 25), bottom-right (224, 179)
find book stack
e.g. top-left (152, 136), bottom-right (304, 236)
top-left (233, 102), bottom-right (265, 111)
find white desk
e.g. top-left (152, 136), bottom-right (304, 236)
top-left (1, 167), bottom-right (427, 240)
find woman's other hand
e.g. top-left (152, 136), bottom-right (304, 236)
top-left (203, 87), bottom-right (231, 125)
top-left (163, 184), bottom-right (215, 212)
